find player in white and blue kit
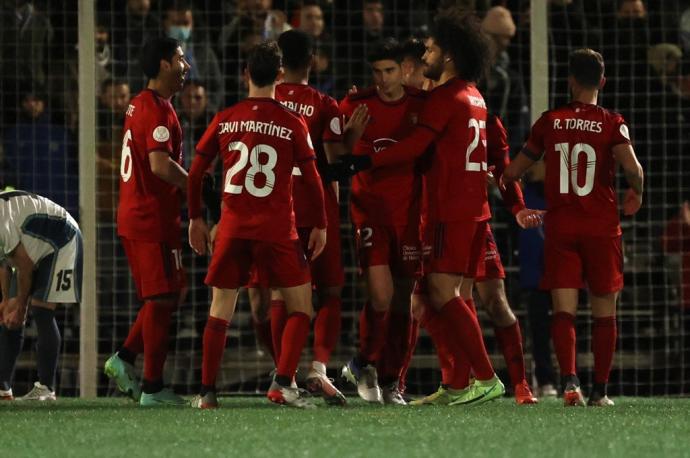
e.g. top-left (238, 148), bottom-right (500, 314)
top-left (0, 189), bottom-right (83, 401)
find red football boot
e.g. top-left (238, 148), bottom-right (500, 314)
top-left (515, 380), bottom-right (539, 405)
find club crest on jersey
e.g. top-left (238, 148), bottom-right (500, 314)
top-left (153, 126), bottom-right (170, 142)
top-left (330, 117), bottom-right (342, 135)
top-left (373, 138), bottom-right (397, 153)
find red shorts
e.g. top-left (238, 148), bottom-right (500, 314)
top-left (541, 232), bottom-right (623, 295)
top-left (247, 201), bottom-right (344, 289)
top-left (121, 237), bottom-right (186, 300)
top-left (474, 224), bottom-right (506, 282)
top-left (355, 223), bottom-right (420, 278)
top-left (208, 237), bottom-right (311, 289)
top-left (422, 220), bottom-right (487, 276)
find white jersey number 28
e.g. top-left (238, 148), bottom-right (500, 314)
top-left (224, 141), bottom-right (277, 198)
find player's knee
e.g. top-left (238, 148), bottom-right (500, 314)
top-left (369, 287), bottom-right (393, 311)
top-left (485, 294), bottom-right (516, 327)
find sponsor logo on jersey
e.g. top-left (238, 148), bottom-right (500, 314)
top-left (372, 138), bottom-right (398, 153)
top-left (153, 126), bottom-right (170, 142)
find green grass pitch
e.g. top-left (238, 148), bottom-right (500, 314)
top-left (2, 397), bottom-right (690, 457)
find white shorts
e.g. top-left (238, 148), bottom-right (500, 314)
top-left (10, 230), bottom-right (83, 304)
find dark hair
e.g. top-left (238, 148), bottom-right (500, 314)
top-left (278, 30), bottom-right (314, 71)
top-left (301, 0), bottom-right (321, 7)
top-left (569, 48), bottom-right (605, 88)
top-left (247, 41), bottom-right (282, 87)
top-left (163, 0), bottom-right (193, 13)
top-left (183, 78), bottom-right (207, 90)
top-left (401, 36), bottom-right (426, 64)
top-left (140, 37), bottom-right (180, 80)
top-left (367, 37), bottom-right (403, 64)
top-left (100, 78), bottom-right (129, 94)
top-left (430, 9), bottom-right (489, 82)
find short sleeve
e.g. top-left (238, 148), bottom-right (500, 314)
top-left (195, 113), bottom-right (221, 158)
top-left (322, 96), bottom-right (344, 143)
top-left (144, 104), bottom-right (175, 154)
top-left (293, 115), bottom-right (317, 163)
top-left (338, 96), bottom-right (354, 118)
top-left (610, 114), bottom-right (632, 147)
top-left (523, 114), bottom-right (548, 160)
top-left (0, 209), bottom-right (21, 259)
top-left (418, 88), bottom-right (451, 133)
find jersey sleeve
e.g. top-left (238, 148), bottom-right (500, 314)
top-left (487, 115), bottom-right (526, 214)
top-left (338, 96), bottom-right (354, 118)
top-left (418, 88), bottom-right (451, 134)
top-left (195, 113), bottom-right (221, 158)
top-left (522, 114), bottom-right (548, 160)
top-left (0, 210), bottom-right (21, 259)
top-left (293, 115), bottom-right (317, 163)
top-left (144, 105), bottom-right (176, 154)
top-left (322, 96), bottom-right (344, 143)
top-left (610, 113), bottom-right (632, 147)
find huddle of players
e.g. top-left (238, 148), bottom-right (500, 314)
top-left (104, 8), bottom-right (644, 409)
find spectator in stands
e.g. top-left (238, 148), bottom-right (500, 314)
top-left (110, 0), bottom-right (162, 94)
top-left (2, 86), bottom-right (78, 217)
top-left (298, 0), bottom-right (325, 39)
top-left (662, 201), bottom-right (690, 310)
top-left (178, 80), bottom-right (211, 169)
top-left (0, 1), bottom-right (54, 125)
top-left (97, 79), bottom-right (131, 144)
top-left (481, 6), bottom-right (529, 152)
top-left (163, 1), bottom-right (224, 112)
top-left (518, 161), bottom-right (558, 397)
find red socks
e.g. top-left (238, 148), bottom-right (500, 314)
top-left (201, 316), bottom-right (230, 388)
top-left (313, 296), bottom-right (342, 364)
top-left (123, 305), bottom-right (145, 355)
top-left (439, 297), bottom-right (494, 381)
top-left (276, 312), bottom-right (311, 379)
top-left (551, 312), bottom-right (577, 377)
top-left (142, 301), bottom-right (175, 383)
top-left (358, 301), bottom-right (387, 363)
top-left (421, 303), bottom-right (455, 385)
top-left (495, 321), bottom-right (527, 387)
top-left (270, 300), bottom-right (287, 365)
top-left (592, 316), bottom-right (617, 384)
top-left (377, 310), bottom-right (411, 385)
top-left (253, 317), bottom-right (275, 361)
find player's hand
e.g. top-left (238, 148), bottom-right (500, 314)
top-left (623, 188), bottom-right (642, 216)
top-left (189, 217), bottom-right (211, 256)
top-left (348, 85), bottom-right (358, 96)
top-left (487, 165), bottom-right (496, 186)
top-left (3, 297), bottom-right (28, 330)
top-left (308, 227), bottom-right (327, 260)
top-left (681, 201), bottom-right (690, 227)
top-left (516, 208), bottom-right (546, 229)
top-left (345, 104), bottom-right (370, 142)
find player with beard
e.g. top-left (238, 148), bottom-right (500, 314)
top-left (105, 37), bottom-right (190, 406)
top-left (503, 49), bottom-right (644, 407)
top-left (335, 10), bottom-right (505, 405)
top-left (338, 37), bottom-right (427, 405)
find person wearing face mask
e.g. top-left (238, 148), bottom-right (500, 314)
top-left (162, 1), bottom-right (224, 112)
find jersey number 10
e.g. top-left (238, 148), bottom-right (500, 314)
top-left (556, 142), bottom-right (596, 197)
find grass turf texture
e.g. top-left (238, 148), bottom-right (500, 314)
top-left (2, 397), bottom-right (689, 457)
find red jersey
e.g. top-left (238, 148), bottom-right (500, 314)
top-left (340, 86), bottom-right (426, 226)
top-left (523, 102), bottom-right (631, 236)
top-left (275, 83), bottom-right (343, 228)
top-left (487, 114), bottom-right (525, 215)
top-left (194, 97), bottom-right (316, 242)
top-left (418, 78), bottom-right (491, 223)
top-left (117, 89), bottom-right (183, 245)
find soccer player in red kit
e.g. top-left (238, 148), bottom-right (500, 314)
top-left (503, 49), bottom-right (644, 407)
top-left (105, 37), bottom-right (190, 406)
top-left (409, 114), bottom-right (541, 405)
top-left (187, 41), bottom-right (327, 409)
top-left (252, 29), bottom-right (351, 405)
top-left (338, 37), bottom-right (426, 405)
top-left (336, 10), bottom-right (505, 405)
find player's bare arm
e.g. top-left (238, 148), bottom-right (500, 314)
top-left (613, 143), bottom-right (644, 216)
top-left (0, 260), bottom-right (10, 324)
top-left (2, 242), bottom-right (34, 329)
top-left (501, 152), bottom-right (537, 188)
top-left (187, 153), bottom-right (216, 256)
top-left (149, 150), bottom-right (188, 192)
